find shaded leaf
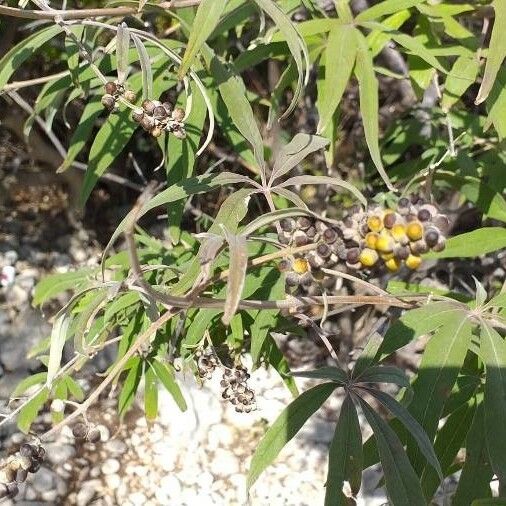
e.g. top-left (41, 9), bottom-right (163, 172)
top-left (356, 365), bottom-right (411, 389)
top-left (118, 356), bottom-right (142, 418)
top-left (151, 359), bottom-right (187, 411)
top-left (352, 331), bottom-right (383, 378)
top-left (46, 312), bottom-right (72, 388)
top-left (291, 366), bottom-right (348, 384)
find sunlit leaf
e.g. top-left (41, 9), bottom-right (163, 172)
top-left (151, 359), bottom-right (187, 411)
top-left (46, 312), bottom-right (72, 388)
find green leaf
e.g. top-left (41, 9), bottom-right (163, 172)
top-left (12, 372), bottom-right (47, 397)
top-left (132, 35), bottom-right (153, 101)
top-left (65, 375), bottom-right (85, 402)
top-left (65, 26), bottom-right (84, 87)
top-left (118, 356), bottom-right (142, 418)
top-left (472, 500), bottom-right (506, 506)
top-left (0, 26), bottom-right (63, 89)
top-left (362, 387), bottom-right (442, 479)
top-left (33, 268), bottom-right (95, 306)
top-left (46, 312), bottom-right (72, 388)
top-left (426, 228), bottom-right (506, 258)
top-left (291, 366), bottom-right (348, 384)
top-left (271, 133), bottom-right (330, 182)
top-left (247, 383), bottom-right (337, 490)
top-left (324, 395), bottom-right (363, 505)
top-left (179, 0), bottom-right (227, 78)
top-left (144, 363), bottom-right (159, 421)
top-left (265, 334), bottom-right (299, 397)
top-left (17, 388), bottom-right (49, 434)
top-left (476, 0), bottom-right (506, 104)
top-left (253, 0), bottom-right (308, 119)
top-left (453, 403), bottom-right (494, 505)
top-left (151, 359), bottom-right (187, 412)
top-left (358, 397), bottom-right (425, 506)
top-left (485, 67), bottom-right (506, 139)
top-left (58, 97), bottom-right (103, 173)
top-left (317, 23), bottom-right (357, 133)
top-left (356, 365), bottom-right (411, 389)
top-left (407, 312), bottom-right (473, 469)
top-left (354, 31), bottom-right (394, 191)
top-left (481, 324), bottom-right (506, 486)
top-left (442, 55), bottom-right (480, 112)
top-left (352, 331), bottom-right (383, 378)
top-left (356, 0), bottom-right (424, 22)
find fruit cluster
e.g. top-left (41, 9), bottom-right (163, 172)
top-left (196, 348), bottom-right (219, 380)
top-left (277, 197), bottom-right (450, 292)
top-left (71, 422), bottom-right (101, 443)
top-left (220, 366), bottom-right (256, 413)
top-left (132, 100), bottom-right (186, 139)
top-left (0, 442), bottom-right (45, 499)
top-left (101, 81), bottom-right (136, 112)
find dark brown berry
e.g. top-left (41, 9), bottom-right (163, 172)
top-left (124, 89), bottom-right (136, 102)
top-left (87, 428), bottom-right (101, 443)
top-left (28, 461), bottom-right (41, 474)
top-left (410, 239), bottom-right (429, 255)
top-left (383, 212), bottom-right (396, 228)
top-left (395, 245), bottom-right (410, 260)
top-left (15, 469), bottom-right (28, 483)
top-left (398, 197), bottom-right (410, 210)
top-left (101, 94), bottom-right (115, 111)
top-left (172, 107), bottom-right (185, 121)
top-left (153, 105), bottom-right (167, 118)
top-left (104, 81), bottom-right (117, 95)
top-left (72, 422), bottom-right (89, 440)
top-left (293, 232), bottom-right (309, 247)
top-left (162, 102), bottom-right (173, 115)
top-left (296, 216), bottom-right (312, 230)
top-left (306, 226), bottom-right (317, 240)
top-left (19, 443), bottom-right (35, 459)
top-left (132, 109), bottom-right (144, 122)
top-left (35, 446), bottom-right (45, 461)
top-left (0, 484), bottom-right (8, 499)
top-left (285, 272), bottom-right (300, 287)
top-left (277, 231), bottom-right (290, 245)
top-left (322, 228), bottom-right (338, 244)
top-left (418, 209), bottom-right (431, 222)
top-left (424, 228), bottom-right (439, 247)
top-left (6, 482), bottom-right (18, 498)
top-left (140, 115), bottom-right (155, 131)
top-left (346, 248), bottom-right (360, 264)
top-left (432, 214), bottom-right (450, 234)
top-left (316, 243), bottom-right (331, 258)
top-left (280, 218), bottom-right (295, 232)
top-left (278, 259), bottom-right (290, 272)
top-left (142, 99), bottom-right (155, 114)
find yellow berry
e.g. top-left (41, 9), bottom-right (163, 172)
top-left (391, 223), bottom-right (408, 243)
top-left (365, 232), bottom-right (379, 249)
top-left (359, 248), bottom-right (379, 267)
top-left (367, 215), bottom-right (383, 233)
top-left (406, 254), bottom-right (422, 270)
top-left (385, 257), bottom-right (401, 272)
top-left (375, 234), bottom-right (394, 253)
top-left (381, 252), bottom-right (395, 261)
top-left (292, 258), bottom-right (309, 274)
top-left (406, 221), bottom-right (423, 241)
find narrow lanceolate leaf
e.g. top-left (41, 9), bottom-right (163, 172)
top-left (362, 387), bottom-right (443, 479)
top-left (481, 324), bottom-right (506, 486)
top-left (65, 26), bottom-right (84, 87)
top-left (426, 227), bottom-right (506, 259)
top-left (353, 32), bottom-right (394, 191)
top-left (222, 232), bottom-right (248, 325)
top-left (253, 0), bottom-right (308, 119)
top-left (242, 208), bottom-right (315, 236)
top-left (325, 395), bottom-right (363, 505)
top-left (116, 23), bottom-right (130, 84)
top-left (18, 388), bottom-right (49, 434)
top-left (46, 312), bottom-right (72, 388)
top-left (407, 312), bottom-right (473, 469)
top-left (442, 55), bottom-right (480, 112)
top-left (271, 133), bottom-right (330, 182)
top-left (132, 35), bottom-right (153, 100)
top-left (179, 0), bottom-right (227, 79)
top-left (476, 0), bottom-right (506, 104)
top-left (356, 0), bottom-right (424, 22)
top-left (118, 357), bottom-right (142, 418)
top-left (359, 398), bottom-right (426, 506)
top-left (318, 23), bottom-right (357, 133)
top-left (356, 365), bottom-right (411, 389)
top-left (291, 366), bottom-right (348, 384)
top-left (151, 360), bottom-right (187, 412)
top-left (247, 383), bottom-right (337, 490)
top-left (0, 26), bottom-right (63, 90)
top-left (144, 363), bottom-right (159, 421)
top-left (352, 331), bottom-right (383, 378)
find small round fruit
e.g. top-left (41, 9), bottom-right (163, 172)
top-left (171, 107), bottom-right (185, 121)
top-left (391, 223), bottom-right (408, 244)
top-left (367, 215), bottom-right (383, 233)
top-left (385, 257), bottom-right (401, 272)
top-left (277, 231), bottom-right (291, 245)
top-left (280, 218), bottom-right (295, 232)
top-left (359, 248), bottom-right (379, 267)
top-left (383, 211), bottom-right (396, 229)
top-left (394, 245), bottom-right (410, 260)
top-left (424, 228), bottom-right (439, 247)
top-left (293, 231), bottom-right (309, 247)
top-left (307, 252), bottom-right (324, 269)
top-left (410, 239), bottom-right (429, 255)
top-left (306, 226), bottom-right (317, 240)
top-left (27, 461), bottom-right (40, 474)
top-left (322, 228), bottom-right (338, 244)
top-left (380, 252), bottom-right (394, 261)
top-left (15, 469), bottom-right (28, 483)
top-left (285, 272), bottom-right (300, 287)
top-left (316, 243), bottom-right (332, 259)
top-left (292, 258), bottom-right (309, 274)
top-left (406, 254), bottom-right (422, 270)
top-left (346, 248), bottom-right (360, 264)
top-left (296, 216), bottom-right (312, 230)
top-left (19, 455), bottom-right (32, 470)
top-left (433, 214), bottom-right (450, 234)
top-left (417, 208), bottom-right (431, 222)
top-left (375, 235), bottom-right (394, 253)
top-left (278, 259), bottom-right (291, 272)
top-left (151, 126), bottom-right (163, 138)
top-left (19, 444), bottom-right (35, 459)
top-left (397, 197), bottom-right (411, 213)
top-left (132, 109), bottom-right (144, 122)
top-left (364, 232), bottom-right (379, 249)
top-left (153, 105), bottom-right (167, 118)
top-left (87, 428), bottom-right (101, 443)
top-left (101, 94), bottom-right (115, 110)
top-left (162, 102), bottom-right (173, 115)
top-left (406, 221), bottom-right (424, 241)
top-left (104, 81), bottom-right (117, 95)
top-left (6, 482), bottom-right (18, 498)
top-left (142, 99), bottom-right (155, 114)
top-left (140, 115), bottom-right (155, 131)
top-left (124, 89), bottom-right (136, 102)
top-left (432, 238), bottom-right (446, 252)
top-left (72, 422), bottom-right (89, 440)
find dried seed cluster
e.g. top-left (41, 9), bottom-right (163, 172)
top-left (277, 198), bottom-right (449, 290)
top-left (196, 348), bottom-right (219, 380)
top-left (220, 366), bottom-right (256, 413)
top-left (72, 422), bottom-right (101, 443)
top-left (101, 81), bottom-right (136, 112)
top-left (0, 443), bottom-right (45, 499)
top-left (132, 100), bottom-right (186, 139)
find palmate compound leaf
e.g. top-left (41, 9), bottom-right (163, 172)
top-left (324, 395), bottom-right (363, 506)
top-left (358, 397), bottom-right (426, 506)
top-left (481, 323), bottom-right (506, 488)
top-left (247, 383), bottom-right (337, 491)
